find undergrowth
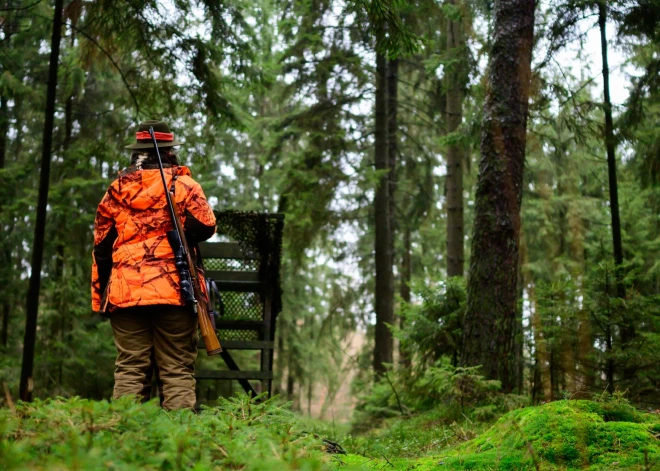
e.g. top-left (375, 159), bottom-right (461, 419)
top-left (338, 394), bottom-right (660, 470)
top-left (0, 394), bottom-right (345, 470)
top-left (3, 390), bottom-right (660, 470)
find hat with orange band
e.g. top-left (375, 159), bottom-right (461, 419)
top-left (125, 120), bottom-right (183, 149)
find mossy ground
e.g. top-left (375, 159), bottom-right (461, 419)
top-left (335, 400), bottom-right (660, 470)
top-left (1, 398), bottom-right (658, 470)
top-left (0, 395), bottom-right (335, 470)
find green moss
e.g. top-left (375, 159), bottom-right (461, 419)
top-left (338, 400), bottom-right (660, 470)
top-left (0, 396), bottom-right (333, 470)
top-left (3, 398), bottom-right (658, 470)
top-left (442, 400), bottom-right (660, 470)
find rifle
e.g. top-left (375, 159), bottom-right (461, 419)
top-left (148, 127), bottom-right (222, 356)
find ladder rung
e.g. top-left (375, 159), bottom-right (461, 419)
top-left (199, 242), bottom-right (258, 260)
top-left (214, 280), bottom-right (262, 292)
top-left (216, 320), bottom-right (264, 331)
top-left (198, 340), bottom-right (274, 350)
top-left (196, 370), bottom-right (273, 380)
top-left (206, 270), bottom-right (260, 283)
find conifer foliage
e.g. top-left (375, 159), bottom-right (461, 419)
top-left (2, 0), bottom-right (660, 419)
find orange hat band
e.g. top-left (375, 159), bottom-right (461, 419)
top-left (136, 131), bottom-right (174, 141)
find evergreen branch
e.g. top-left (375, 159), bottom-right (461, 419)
top-left (399, 128), bottom-right (436, 162)
top-left (62, 21), bottom-right (140, 119)
top-left (275, 95), bottom-right (364, 131)
top-left (1, 0), bottom-right (42, 12)
top-left (396, 103), bottom-right (438, 129)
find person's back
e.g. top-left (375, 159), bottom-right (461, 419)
top-left (91, 120), bottom-right (216, 409)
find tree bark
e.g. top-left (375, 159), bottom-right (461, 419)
top-left (19, 0), bottom-right (64, 402)
top-left (460, 0), bottom-right (536, 392)
top-left (599, 2), bottom-right (636, 387)
top-left (387, 57), bottom-right (399, 367)
top-left (387, 58), bottom-right (398, 255)
top-left (399, 226), bottom-right (412, 368)
top-left (0, 94), bottom-right (8, 350)
top-left (598, 3), bottom-right (624, 298)
top-left (0, 4), bottom-right (12, 350)
top-left (373, 42), bottom-right (394, 376)
top-left (445, 0), bottom-right (467, 278)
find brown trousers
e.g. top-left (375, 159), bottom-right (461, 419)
top-left (110, 305), bottom-right (198, 410)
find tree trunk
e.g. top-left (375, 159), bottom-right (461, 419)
top-left (399, 226), bottom-right (412, 368)
top-left (388, 58), bottom-right (398, 255)
top-left (373, 43), bottom-right (394, 376)
top-left (445, 0), bottom-right (466, 278)
top-left (598, 1), bottom-right (635, 387)
top-left (387, 57), bottom-right (399, 366)
top-left (598, 3), bottom-right (624, 298)
top-left (0, 7), bottom-right (12, 350)
top-left (0, 94), bottom-right (8, 350)
top-left (460, 0), bottom-right (536, 392)
top-left (598, 3), bottom-right (634, 385)
top-left (19, 0), bottom-right (64, 402)
top-left (369, 0), bottom-right (393, 376)
top-left (286, 372), bottom-right (295, 399)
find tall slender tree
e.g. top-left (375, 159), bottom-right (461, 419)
top-left (461, 0), bottom-right (536, 391)
top-left (598, 1), bottom-right (624, 299)
top-left (19, 0), bottom-right (64, 402)
top-left (373, 35), bottom-right (394, 375)
top-left (0, 5), bottom-right (13, 349)
top-left (388, 56), bottom-right (399, 276)
top-left (598, 1), bottom-right (636, 388)
top-left (445, 0), bottom-right (468, 278)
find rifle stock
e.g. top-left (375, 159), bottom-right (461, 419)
top-left (171, 201), bottom-right (222, 356)
top-left (148, 127), bottom-right (222, 356)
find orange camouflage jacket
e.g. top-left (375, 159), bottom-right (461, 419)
top-left (91, 164), bottom-right (216, 313)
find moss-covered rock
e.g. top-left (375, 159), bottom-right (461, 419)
top-left (450, 400), bottom-right (658, 469)
top-left (339, 400), bottom-right (660, 470)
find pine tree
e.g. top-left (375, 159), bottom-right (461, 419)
top-left (19, 0), bottom-right (64, 402)
top-left (461, 0), bottom-right (536, 391)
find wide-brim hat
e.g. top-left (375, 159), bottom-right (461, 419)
top-left (125, 120), bottom-right (183, 149)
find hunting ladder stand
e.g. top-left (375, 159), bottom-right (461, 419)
top-left (196, 211), bottom-right (284, 400)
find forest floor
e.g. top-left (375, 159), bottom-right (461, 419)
top-left (1, 394), bottom-right (659, 470)
top-left (335, 398), bottom-right (660, 470)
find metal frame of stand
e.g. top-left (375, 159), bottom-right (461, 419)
top-left (195, 212), bottom-right (284, 399)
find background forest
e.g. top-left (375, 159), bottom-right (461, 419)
top-left (2, 0), bottom-right (660, 426)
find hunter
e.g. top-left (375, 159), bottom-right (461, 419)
top-left (91, 120), bottom-right (216, 410)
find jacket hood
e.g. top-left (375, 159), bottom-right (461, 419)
top-left (110, 166), bottom-right (192, 211)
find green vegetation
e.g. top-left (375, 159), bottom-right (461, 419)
top-left (1, 395), bottom-right (335, 470)
top-left (4, 0), bottom-right (660, 468)
top-left (4, 396), bottom-right (660, 470)
top-left (342, 398), bottom-right (660, 470)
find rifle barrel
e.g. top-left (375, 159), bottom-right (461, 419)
top-left (149, 127), bottom-right (183, 246)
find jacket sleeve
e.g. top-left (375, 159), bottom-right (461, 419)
top-left (91, 192), bottom-right (117, 312)
top-left (183, 181), bottom-right (216, 244)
